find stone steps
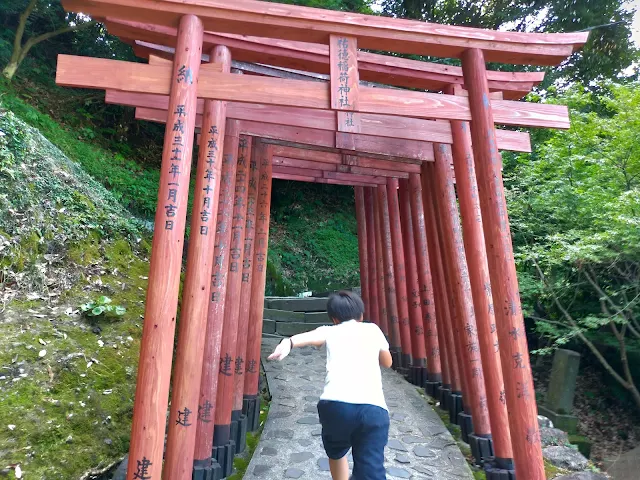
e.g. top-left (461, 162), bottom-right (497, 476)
top-left (263, 296), bottom-right (330, 336)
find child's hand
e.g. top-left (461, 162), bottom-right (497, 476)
top-left (268, 338), bottom-right (291, 361)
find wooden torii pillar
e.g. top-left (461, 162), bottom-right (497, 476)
top-left (376, 185), bottom-right (402, 365)
top-left (462, 48), bottom-right (546, 479)
top-left (163, 45), bottom-right (230, 480)
top-left (427, 160), bottom-right (473, 425)
top-left (432, 146), bottom-right (494, 463)
top-left (398, 179), bottom-right (428, 386)
top-left (387, 178), bottom-right (414, 375)
top-left (243, 141), bottom-right (274, 432)
top-left (408, 173), bottom-right (443, 394)
top-left (124, 15), bottom-right (203, 480)
top-left (372, 189), bottom-right (389, 337)
top-left (447, 87), bottom-right (515, 477)
top-left (421, 171), bottom-right (462, 411)
top-left (231, 140), bottom-right (261, 452)
top-left (193, 119), bottom-right (240, 478)
top-left (364, 188), bottom-right (380, 328)
top-left (354, 187), bottom-right (370, 316)
top-left (213, 135), bottom-right (253, 476)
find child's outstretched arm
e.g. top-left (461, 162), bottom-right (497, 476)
top-left (267, 327), bottom-right (328, 361)
top-left (379, 349), bottom-right (393, 368)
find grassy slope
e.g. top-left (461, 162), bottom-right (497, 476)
top-left (0, 105), bottom-right (151, 478)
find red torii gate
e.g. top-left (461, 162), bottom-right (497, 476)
top-left (52, 1), bottom-right (588, 479)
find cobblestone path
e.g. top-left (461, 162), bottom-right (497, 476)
top-left (246, 337), bottom-right (473, 479)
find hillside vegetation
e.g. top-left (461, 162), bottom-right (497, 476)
top-left (0, 105), bottom-right (151, 478)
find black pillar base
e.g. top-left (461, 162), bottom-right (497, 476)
top-left (390, 348), bottom-right (402, 372)
top-left (458, 412), bottom-right (473, 443)
top-left (401, 353), bottom-right (412, 369)
top-left (232, 410), bottom-right (248, 454)
top-left (410, 365), bottom-right (427, 387)
top-left (424, 381), bottom-right (441, 398)
top-left (448, 392), bottom-right (464, 425)
top-left (213, 424), bottom-right (236, 478)
top-left (193, 458), bottom-right (223, 480)
top-left (484, 457), bottom-right (516, 480)
top-left (437, 385), bottom-right (451, 411)
top-left (469, 433), bottom-right (494, 466)
top-left (243, 395), bottom-right (261, 432)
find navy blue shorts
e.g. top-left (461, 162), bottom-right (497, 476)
top-left (317, 400), bottom-right (389, 480)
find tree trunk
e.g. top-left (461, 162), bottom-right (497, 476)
top-left (2, 61), bottom-right (19, 81)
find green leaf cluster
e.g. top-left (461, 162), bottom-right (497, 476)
top-left (80, 296), bottom-right (126, 317)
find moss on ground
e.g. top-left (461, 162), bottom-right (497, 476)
top-left (0, 106), bottom-right (150, 478)
top-left (0, 243), bottom-right (149, 479)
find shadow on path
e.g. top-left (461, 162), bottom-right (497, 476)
top-left (246, 337), bottom-right (474, 479)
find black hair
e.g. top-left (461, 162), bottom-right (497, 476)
top-left (326, 290), bottom-right (364, 323)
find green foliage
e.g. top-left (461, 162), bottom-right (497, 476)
top-left (267, 180), bottom-right (360, 295)
top-left (381, 0), bottom-right (639, 86)
top-left (0, 79), bottom-right (161, 217)
top-left (80, 296), bottom-right (126, 317)
top-left (0, 106), bottom-right (147, 294)
top-left (505, 82), bottom-right (640, 406)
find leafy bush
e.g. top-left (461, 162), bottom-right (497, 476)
top-left (80, 296), bottom-right (126, 317)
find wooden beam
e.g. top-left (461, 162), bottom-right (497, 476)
top-left (57, 54), bottom-right (568, 131)
top-left (272, 165), bottom-right (387, 185)
top-left (272, 171), bottom-right (376, 188)
top-left (336, 132), bottom-right (434, 161)
top-left (135, 107), bottom-right (429, 160)
top-left (107, 19), bottom-right (544, 99)
top-left (62, 0), bottom-right (589, 65)
top-left (106, 90), bottom-right (531, 152)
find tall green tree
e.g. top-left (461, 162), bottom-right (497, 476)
top-left (381, 0), bottom-right (638, 86)
top-left (504, 83), bottom-right (640, 410)
top-left (1, 0), bottom-right (94, 80)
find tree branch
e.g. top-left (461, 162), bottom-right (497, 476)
top-left (533, 260), bottom-right (631, 389)
top-left (583, 267), bottom-right (640, 338)
top-left (10, 0), bottom-right (38, 65)
top-left (19, 20), bottom-right (96, 64)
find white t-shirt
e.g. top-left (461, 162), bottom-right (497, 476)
top-left (316, 320), bottom-right (389, 411)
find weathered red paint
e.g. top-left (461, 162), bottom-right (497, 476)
top-left (354, 187), bottom-right (370, 317)
top-left (431, 145), bottom-right (491, 435)
top-left (163, 44), bottom-right (230, 479)
top-left (244, 142), bottom-right (274, 397)
top-left (193, 119), bottom-right (240, 460)
top-left (386, 178), bottom-right (413, 366)
top-left (420, 169), bottom-right (460, 393)
top-left (373, 189), bottom-right (389, 337)
top-left (126, 15), bottom-right (203, 480)
top-left (398, 179), bottom-right (427, 366)
top-left (462, 47), bottom-right (544, 478)
top-left (376, 185), bottom-right (401, 351)
top-left (408, 173), bottom-right (442, 381)
top-left (214, 136), bottom-right (252, 439)
top-left (364, 188), bottom-right (379, 327)
top-left (233, 138), bottom-right (261, 413)
top-left (449, 107), bottom-right (513, 461)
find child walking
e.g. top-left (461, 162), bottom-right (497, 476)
top-left (268, 290), bottom-right (393, 480)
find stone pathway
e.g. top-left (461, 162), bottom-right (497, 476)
top-left (246, 337), bottom-right (473, 479)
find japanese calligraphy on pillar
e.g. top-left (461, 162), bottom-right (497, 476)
top-left (244, 143), bottom-right (273, 389)
top-left (126, 16), bottom-right (203, 480)
top-left (198, 124), bottom-right (220, 236)
top-left (329, 35), bottom-right (361, 133)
